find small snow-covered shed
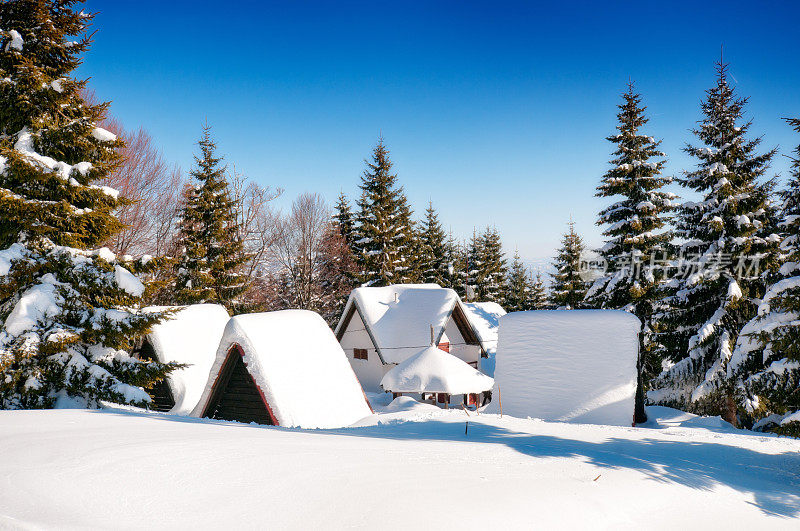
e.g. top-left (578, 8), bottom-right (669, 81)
top-left (380, 346), bottom-right (494, 408)
top-left (193, 309), bottom-right (372, 428)
top-left (487, 310), bottom-right (642, 426)
top-left (334, 284), bottom-right (486, 392)
top-left (134, 304), bottom-right (230, 414)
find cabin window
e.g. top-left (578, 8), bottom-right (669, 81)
top-left (437, 342), bottom-right (450, 353)
top-left (467, 393), bottom-right (478, 406)
top-left (354, 348), bottom-right (368, 360)
top-left (468, 361), bottom-right (478, 368)
top-left (437, 393), bottom-right (448, 404)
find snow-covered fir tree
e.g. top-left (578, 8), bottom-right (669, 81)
top-left (334, 192), bottom-right (357, 254)
top-left (479, 227), bottom-right (507, 304)
top-left (550, 221), bottom-right (589, 309)
top-left (174, 126), bottom-right (248, 312)
top-left (447, 233), bottom-right (467, 296)
top-left (354, 139), bottom-right (415, 286)
top-left (650, 61), bottom-right (780, 421)
top-left (526, 269), bottom-right (549, 310)
top-left (417, 202), bottom-right (451, 286)
top-left (585, 83), bottom-right (675, 384)
top-left (465, 230), bottom-right (484, 301)
top-left (506, 252), bottom-right (529, 311)
top-left (0, 1), bottom-right (178, 409)
top-left (726, 117), bottom-right (800, 434)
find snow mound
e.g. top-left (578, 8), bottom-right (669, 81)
top-left (463, 301), bottom-right (506, 355)
top-left (380, 345), bottom-right (494, 395)
top-left (194, 310), bottom-right (372, 429)
top-left (143, 304), bottom-right (230, 414)
top-left (336, 284), bottom-right (462, 363)
top-left (383, 395), bottom-right (441, 413)
top-left (487, 310), bottom-right (640, 426)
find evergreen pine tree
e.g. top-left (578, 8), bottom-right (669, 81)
top-left (726, 117), bottom-right (800, 432)
top-left (479, 227), bottom-right (508, 304)
top-left (585, 83), bottom-right (675, 392)
top-left (506, 252), bottom-right (529, 311)
top-left (447, 233), bottom-right (467, 296)
top-left (354, 139), bottom-right (415, 286)
top-left (550, 221), bottom-right (589, 309)
top-left (526, 269), bottom-right (549, 310)
top-left (650, 60), bottom-right (780, 420)
top-left (418, 202), bottom-right (450, 286)
top-left (0, 1), bottom-right (178, 409)
top-left (334, 192), bottom-right (356, 253)
top-left (465, 230), bottom-right (484, 301)
top-left (174, 126), bottom-right (248, 312)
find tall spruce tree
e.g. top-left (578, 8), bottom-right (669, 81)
top-left (550, 221), bottom-right (589, 309)
top-left (448, 233), bottom-right (467, 296)
top-left (354, 139), bottom-right (415, 286)
top-left (527, 269), bottom-right (549, 310)
top-left (174, 126), bottom-right (248, 312)
top-left (0, 1), bottom-right (178, 409)
top-left (650, 60), bottom-right (780, 421)
top-left (417, 202), bottom-right (450, 286)
top-left (506, 252), bottom-right (529, 311)
top-left (334, 192), bottom-right (356, 253)
top-left (585, 83), bottom-right (675, 394)
top-left (479, 227), bottom-right (507, 304)
top-left (726, 117), bottom-right (800, 433)
top-left (465, 230), bottom-right (484, 301)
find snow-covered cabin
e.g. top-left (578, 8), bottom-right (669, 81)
top-left (192, 309), bottom-right (372, 429)
top-left (133, 304), bottom-right (230, 414)
top-left (487, 310), bottom-right (642, 426)
top-left (334, 284), bottom-right (486, 393)
top-left (380, 345), bottom-right (494, 408)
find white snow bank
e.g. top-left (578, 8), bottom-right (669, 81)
top-left (91, 127), bottom-right (117, 142)
top-left (336, 284), bottom-right (461, 363)
top-left (143, 304), bottom-right (230, 415)
top-left (463, 301), bottom-right (506, 354)
top-left (487, 310), bottom-right (641, 426)
top-left (4, 29), bottom-right (23, 51)
top-left (194, 310), bottom-right (372, 428)
top-left (3, 275), bottom-right (61, 337)
top-left (114, 265), bottom-right (144, 297)
top-left (380, 345), bottom-right (494, 395)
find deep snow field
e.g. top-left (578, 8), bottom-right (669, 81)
top-left (1, 398), bottom-right (799, 530)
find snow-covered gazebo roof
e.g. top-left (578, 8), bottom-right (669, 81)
top-left (462, 301), bottom-right (506, 355)
top-left (335, 283), bottom-right (485, 364)
top-left (143, 304), bottom-right (230, 415)
top-left (193, 309), bottom-right (372, 428)
top-left (380, 346), bottom-right (494, 395)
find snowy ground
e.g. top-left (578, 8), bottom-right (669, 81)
top-left (1, 402), bottom-right (799, 530)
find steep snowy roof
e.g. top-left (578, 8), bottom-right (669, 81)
top-left (380, 346), bottom-right (494, 394)
top-left (335, 284), bottom-right (482, 364)
top-left (193, 310), bottom-right (372, 429)
top-left (144, 304), bottom-right (230, 415)
top-left (487, 310), bottom-right (641, 426)
top-left (462, 301), bottom-right (506, 355)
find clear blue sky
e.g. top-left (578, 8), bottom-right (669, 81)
top-left (80, 0), bottom-right (799, 268)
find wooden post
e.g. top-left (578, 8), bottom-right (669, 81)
top-left (430, 324), bottom-right (434, 346)
top-left (498, 386), bottom-right (502, 418)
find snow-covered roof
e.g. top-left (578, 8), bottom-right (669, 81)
top-left (143, 304), bottom-right (230, 415)
top-left (462, 301), bottom-right (506, 355)
top-left (380, 346), bottom-right (494, 395)
top-left (487, 310), bottom-right (641, 426)
top-left (335, 284), bottom-right (483, 364)
top-left (193, 309), bottom-right (372, 429)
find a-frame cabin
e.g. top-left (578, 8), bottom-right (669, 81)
top-left (199, 344), bottom-right (277, 425)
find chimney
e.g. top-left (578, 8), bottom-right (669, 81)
top-left (394, 292), bottom-right (399, 303)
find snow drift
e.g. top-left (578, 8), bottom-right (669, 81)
top-left (193, 309), bottom-right (372, 428)
top-left (487, 310), bottom-right (641, 426)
